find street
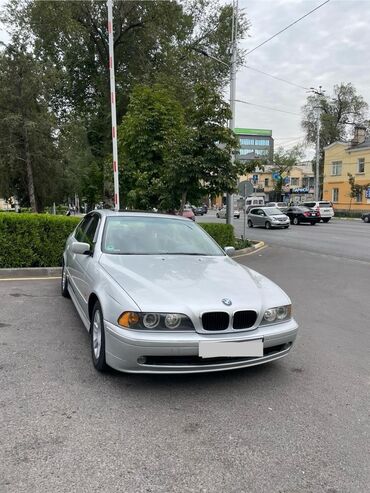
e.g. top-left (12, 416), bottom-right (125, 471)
top-left (1, 222), bottom-right (369, 492)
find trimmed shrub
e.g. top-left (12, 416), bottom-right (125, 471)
top-left (0, 213), bottom-right (80, 268)
top-left (200, 223), bottom-right (235, 248)
top-left (333, 210), bottom-right (364, 218)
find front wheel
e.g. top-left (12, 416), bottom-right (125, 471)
top-left (247, 219), bottom-right (253, 228)
top-left (364, 216), bottom-right (369, 223)
top-left (265, 221), bottom-right (271, 230)
top-left (90, 301), bottom-right (108, 372)
top-left (61, 262), bottom-right (70, 298)
top-left (311, 221), bottom-right (316, 225)
top-left (216, 213), bottom-right (220, 218)
top-left (292, 217), bottom-right (299, 225)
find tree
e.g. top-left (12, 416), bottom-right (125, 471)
top-left (301, 83), bottom-right (368, 197)
top-left (0, 45), bottom-right (61, 211)
top-left (270, 146), bottom-right (304, 201)
top-left (347, 173), bottom-right (370, 211)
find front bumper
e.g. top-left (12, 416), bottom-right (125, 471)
top-left (104, 318), bottom-right (298, 374)
top-left (271, 220), bottom-right (290, 228)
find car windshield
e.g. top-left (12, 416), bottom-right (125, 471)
top-left (102, 216), bottom-right (224, 256)
top-left (265, 208), bottom-right (284, 216)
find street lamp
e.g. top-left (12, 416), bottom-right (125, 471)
top-left (314, 105), bottom-right (321, 201)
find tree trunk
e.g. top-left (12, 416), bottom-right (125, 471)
top-left (180, 190), bottom-right (187, 212)
top-left (22, 122), bottom-right (37, 212)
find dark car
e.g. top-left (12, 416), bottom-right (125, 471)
top-left (193, 206), bottom-right (204, 216)
top-left (361, 212), bottom-right (370, 223)
top-left (285, 206), bottom-right (320, 225)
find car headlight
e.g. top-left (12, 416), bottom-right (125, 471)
top-left (261, 305), bottom-right (291, 324)
top-left (118, 311), bottom-right (195, 331)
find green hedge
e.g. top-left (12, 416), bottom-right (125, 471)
top-left (200, 223), bottom-right (235, 248)
top-left (0, 215), bottom-right (237, 268)
top-left (0, 214), bottom-right (80, 268)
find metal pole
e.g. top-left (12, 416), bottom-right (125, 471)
top-left (243, 182), bottom-right (247, 240)
top-left (226, 0), bottom-right (238, 226)
top-left (107, 0), bottom-right (120, 211)
top-left (315, 108), bottom-right (321, 201)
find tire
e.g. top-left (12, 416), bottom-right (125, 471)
top-left (216, 213), bottom-right (220, 218)
top-left (283, 225), bottom-right (289, 229)
top-left (364, 216), bottom-right (369, 223)
top-left (292, 217), bottom-right (299, 225)
top-left (311, 221), bottom-right (316, 225)
top-left (265, 221), bottom-right (271, 230)
top-left (90, 301), bottom-right (108, 372)
top-left (61, 262), bottom-right (70, 298)
top-left (322, 218), bottom-right (330, 223)
top-left (247, 219), bottom-right (253, 228)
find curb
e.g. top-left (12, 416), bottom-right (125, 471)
top-left (0, 267), bottom-right (61, 279)
top-left (232, 240), bottom-right (266, 257)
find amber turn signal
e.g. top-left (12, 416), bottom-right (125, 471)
top-left (118, 311), bottom-right (140, 328)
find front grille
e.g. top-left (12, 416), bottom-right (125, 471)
top-left (233, 310), bottom-right (258, 330)
top-left (202, 312), bottom-right (229, 331)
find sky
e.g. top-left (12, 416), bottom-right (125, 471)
top-left (1, 0), bottom-right (369, 156)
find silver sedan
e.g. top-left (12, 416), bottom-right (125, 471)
top-left (62, 211), bottom-right (298, 374)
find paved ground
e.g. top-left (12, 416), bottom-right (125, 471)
top-left (197, 211), bottom-right (370, 262)
top-left (1, 226), bottom-right (369, 492)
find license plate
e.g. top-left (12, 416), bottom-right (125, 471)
top-left (199, 339), bottom-right (263, 358)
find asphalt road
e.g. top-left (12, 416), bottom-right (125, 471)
top-left (1, 228), bottom-right (369, 492)
top-left (197, 211), bottom-right (370, 263)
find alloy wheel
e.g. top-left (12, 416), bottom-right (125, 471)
top-left (92, 310), bottom-right (102, 359)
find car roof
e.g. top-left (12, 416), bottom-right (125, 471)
top-left (87, 210), bottom-right (190, 221)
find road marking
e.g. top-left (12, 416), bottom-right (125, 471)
top-left (233, 245), bottom-right (268, 258)
top-left (0, 277), bottom-right (60, 282)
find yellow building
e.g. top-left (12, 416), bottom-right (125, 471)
top-left (323, 126), bottom-right (370, 211)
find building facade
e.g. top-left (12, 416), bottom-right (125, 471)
top-left (235, 128), bottom-right (274, 163)
top-left (323, 126), bottom-right (370, 211)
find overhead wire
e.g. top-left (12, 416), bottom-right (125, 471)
top-left (244, 65), bottom-right (310, 91)
top-left (235, 99), bottom-right (301, 116)
top-left (246, 0), bottom-right (331, 56)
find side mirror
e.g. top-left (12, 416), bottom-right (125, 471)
top-left (71, 241), bottom-right (91, 255)
top-left (224, 246), bottom-right (235, 256)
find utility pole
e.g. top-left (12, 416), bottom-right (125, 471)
top-left (310, 85), bottom-right (325, 201)
top-left (226, 0), bottom-right (238, 226)
top-left (107, 0), bottom-right (120, 211)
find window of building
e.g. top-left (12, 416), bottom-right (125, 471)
top-left (331, 161), bottom-right (342, 176)
top-left (254, 149), bottom-right (268, 156)
top-left (291, 177), bottom-right (299, 186)
top-left (357, 158), bottom-right (365, 173)
top-left (255, 139), bottom-right (270, 146)
top-left (264, 178), bottom-right (269, 187)
top-left (239, 148), bottom-right (254, 155)
top-left (240, 138), bottom-right (254, 146)
top-left (355, 190), bottom-right (363, 203)
top-left (332, 188), bottom-right (339, 202)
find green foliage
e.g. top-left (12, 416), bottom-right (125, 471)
top-left (271, 145), bottom-right (304, 198)
top-left (200, 223), bottom-right (235, 248)
top-left (234, 238), bottom-right (252, 250)
top-left (0, 214), bottom-right (80, 268)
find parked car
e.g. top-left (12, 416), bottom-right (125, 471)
top-left (301, 201), bottom-right (334, 223)
top-left (193, 206), bottom-right (204, 216)
top-left (248, 207), bottom-right (290, 229)
top-left (182, 208), bottom-right (195, 221)
top-left (361, 212), bottom-right (370, 223)
top-left (216, 207), bottom-right (240, 219)
top-left (265, 202), bottom-right (289, 213)
top-left (62, 211), bottom-right (298, 373)
top-left (285, 206), bottom-right (320, 225)
top-left (201, 204), bottom-right (208, 214)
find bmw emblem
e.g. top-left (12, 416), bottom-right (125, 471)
top-left (222, 298), bottom-right (232, 306)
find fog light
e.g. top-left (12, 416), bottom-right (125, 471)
top-left (165, 313), bottom-right (181, 329)
top-left (137, 356), bottom-right (146, 364)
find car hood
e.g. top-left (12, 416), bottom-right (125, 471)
top-left (99, 254), bottom-right (290, 315)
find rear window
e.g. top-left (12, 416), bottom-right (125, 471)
top-left (303, 202), bottom-right (315, 208)
top-left (319, 202), bottom-right (332, 207)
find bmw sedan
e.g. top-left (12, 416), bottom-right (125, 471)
top-left (247, 207), bottom-right (290, 229)
top-left (62, 211), bottom-right (298, 374)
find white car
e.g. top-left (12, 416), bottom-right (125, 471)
top-left (216, 207), bottom-right (240, 219)
top-left (61, 211), bottom-right (298, 374)
top-left (301, 201), bottom-right (334, 223)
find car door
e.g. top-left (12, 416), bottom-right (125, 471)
top-left (67, 215), bottom-right (93, 301)
top-left (74, 213), bottom-right (102, 318)
top-left (249, 208), bottom-right (258, 226)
